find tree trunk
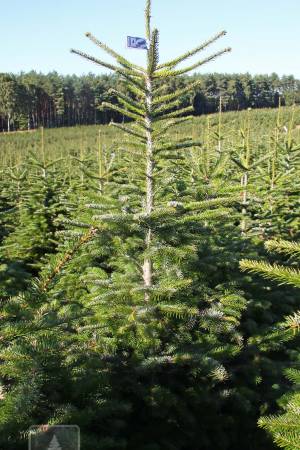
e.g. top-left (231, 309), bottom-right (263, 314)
top-left (7, 113), bottom-right (11, 132)
top-left (241, 172), bottom-right (248, 234)
top-left (143, 75), bottom-right (154, 301)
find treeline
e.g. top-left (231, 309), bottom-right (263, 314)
top-left (0, 71), bottom-right (300, 131)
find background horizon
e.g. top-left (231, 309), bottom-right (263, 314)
top-left (1, 0), bottom-right (300, 77)
top-left (2, 70), bottom-right (300, 78)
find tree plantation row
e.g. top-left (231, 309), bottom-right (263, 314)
top-left (0, 71), bottom-right (299, 132)
top-left (0, 104), bottom-right (299, 449)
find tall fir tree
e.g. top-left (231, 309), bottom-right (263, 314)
top-left (0, 2), bottom-right (254, 450)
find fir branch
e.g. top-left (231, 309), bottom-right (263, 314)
top-left (101, 102), bottom-right (144, 122)
top-left (284, 311), bottom-right (300, 334)
top-left (70, 49), bottom-right (141, 79)
top-left (157, 304), bottom-right (199, 319)
top-left (153, 106), bottom-right (194, 122)
top-left (110, 122), bottom-right (146, 142)
top-left (71, 49), bottom-right (146, 91)
top-left (85, 32), bottom-right (144, 72)
top-left (109, 88), bottom-right (145, 113)
top-left (153, 99), bottom-right (182, 117)
top-left (155, 48), bottom-right (232, 78)
top-left (153, 100), bottom-right (180, 116)
top-left (153, 117), bottom-right (193, 138)
top-left (265, 239), bottom-right (300, 257)
top-left (153, 80), bottom-right (202, 105)
top-left (156, 140), bottom-right (202, 153)
top-left (121, 79), bottom-right (146, 99)
top-left (39, 227), bottom-right (98, 292)
top-left (158, 30), bottom-right (227, 69)
top-left (117, 97), bottom-right (146, 116)
top-left (240, 260), bottom-right (300, 288)
top-left (92, 213), bottom-right (134, 224)
top-left (182, 197), bottom-right (237, 211)
top-left (177, 208), bottom-right (232, 224)
top-left (285, 368), bottom-right (300, 384)
top-left (148, 29), bottom-right (159, 74)
top-left (145, 0), bottom-right (152, 40)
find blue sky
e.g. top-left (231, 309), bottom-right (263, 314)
top-left (1, 0), bottom-right (300, 77)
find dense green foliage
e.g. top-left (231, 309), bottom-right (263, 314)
top-left (0, 106), bottom-right (299, 450)
top-left (0, 71), bottom-right (300, 131)
top-left (0, 2), bottom-right (299, 449)
top-left (241, 240), bottom-right (300, 450)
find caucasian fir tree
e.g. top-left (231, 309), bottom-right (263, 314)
top-left (0, 2), bottom-right (255, 450)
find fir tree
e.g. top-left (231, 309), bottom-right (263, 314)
top-left (1, 2), bottom-right (246, 450)
top-left (4, 2), bottom-right (300, 450)
top-left (241, 239), bottom-right (300, 450)
top-left (0, 145), bottom-right (67, 282)
top-left (67, 2), bottom-right (250, 448)
top-left (71, 0), bottom-right (231, 300)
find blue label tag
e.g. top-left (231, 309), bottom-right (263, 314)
top-left (127, 36), bottom-right (148, 49)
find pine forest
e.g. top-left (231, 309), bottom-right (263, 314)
top-left (0, 1), bottom-right (299, 449)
